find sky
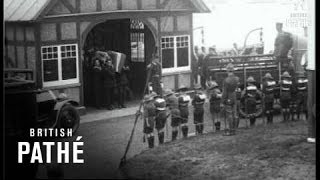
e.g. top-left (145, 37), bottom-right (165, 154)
top-left (193, 0), bottom-right (309, 53)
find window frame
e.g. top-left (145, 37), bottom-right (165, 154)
top-left (161, 35), bottom-right (191, 74)
top-left (41, 43), bottom-right (79, 87)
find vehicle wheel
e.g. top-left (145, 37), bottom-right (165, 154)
top-left (58, 104), bottom-right (80, 134)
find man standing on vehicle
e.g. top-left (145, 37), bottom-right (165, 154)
top-left (274, 22), bottom-right (293, 73)
top-left (203, 46), bottom-right (219, 84)
top-left (221, 63), bottom-right (239, 136)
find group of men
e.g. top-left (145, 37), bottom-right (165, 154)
top-left (141, 61), bottom-right (309, 148)
top-left (91, 51), bottom-right (130, 110)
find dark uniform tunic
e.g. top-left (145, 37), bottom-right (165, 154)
top-left (192, 92), bottom-right (206, 124)
top-left (155, 98), bottom-right (167, 130)
top-left (93, 66), bottom-right (103, 108)
top-left (222, 74), bottom-right (239, 106)
top-left (178, 94), bottom-right (191, 124)
top-left (262, 80), bottom-right (276, 112)
top-left (148, 58), bottom-right (162, 96)
top-left (280, 79), bottom-right (293, 108)
top-left (296, 77), bottom-right (308, 114)
top-left (143, 102), bottom-right (156, 134)
top-left (166, 94), bottom-right (181, 127)
top-left (243, 85), bottom-right (259, 115)
top-left (203, 53), bottom-right (219, 81)
top-left (102, 65), bottom-right (116, 107)
top-left (115, 67), bottom-right (130, 107)
top-left (209, 88), bottom-right (222, 114)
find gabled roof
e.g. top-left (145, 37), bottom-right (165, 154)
top-left (4, 0), bottom-right (210, 22)
top-left (190, 0), bottom-right (211, 13)
top-left (4, 0), bottom-right (51, 22)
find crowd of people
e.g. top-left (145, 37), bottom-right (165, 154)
top-left (90, 51), bottom-right (130, 110)
top-left (141, 62), bottom-right (309, 148)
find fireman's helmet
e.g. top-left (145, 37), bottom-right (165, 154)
top-left (143, 94), bottom-right (154, 102)
top-left (226, 63), bottom-right (235, 72)
top-left (208, 81), bottom-right (219, 89)
top-left (163, 89), bottom-right (174, 97)
top-left (154, 98), bottom-right (166, 110)
top-left (263, 73), bottom-right (273, 80)
top-left (282, 71), bottom-right (291, 78)
top-left (177, 85), bottom-right (188, 92)
top-left (194, 84), bottom-right (202, 90)
top-left (247, 76), bottom-right (256, 83)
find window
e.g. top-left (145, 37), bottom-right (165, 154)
top-left (161, 35), bottom-right (190, 74)
top-left (41, 44), bottom-right (79, 87)
top-left (130, 19), bottom-right (145, 62)
top-left (131, 33), bottom-right (145, 62)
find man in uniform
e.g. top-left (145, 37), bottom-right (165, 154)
top-left (203, 46), bottom-right (219, 83)
top-left (163, 89), bottom-right (181, 141)
top-left (154, 96), bottom-right (168, 144)
top-left (262, 73), bottom-right (276, 124)
top-left (143, 93), bottom-right (156, 148)
top-left (221, 63), bottom-right (239, 136)
top-left (147, 50), bottom-right (162, 96)
top-left (178, 86), bottom-right (191, 138)
top-left (274, 22), bottom-right (293, 73)
top-left (102, 58), bottom-right (116, 110)
top-left (192, 84), bottom-right (206, 135)
top-left (115, 65), bottom-right (130, 108)
top-left (208, 81), bottom-right (222, 132)
top-left (295, 72), bottom-right (308, 121)
top-left (242, 76), bottom-right (260, 127)
top-left (280, 71), bottom-right (293, 122)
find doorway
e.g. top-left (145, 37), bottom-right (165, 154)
top-left (82, 19), bottom-right (156, 107)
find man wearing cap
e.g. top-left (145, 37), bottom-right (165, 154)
top-left (143, 94), bottom-right (156, 148)
top-left (262, 73), bottom-right (276, 124)
top-left (274, 22), bottom-right (293, 73)
top-left (203, 46), bottom-right (219, 86)
top-left (154, 96), bottom-right (168, 144)
top-left (178, 86), bottom-right (191, 138)
top-left (192, 84), bottom-right (206, 135)
top-left (242, 76), bottom-right (261, 127)
top-left (163, 89), bottom-right (181, 141)
top-left (208, 81), bottom-right (222, 132)
top-left (280, 71), bottom-right (293, 122)
top-left (221, 63), bottom-right (240, 135)
top-left (147, 50), bottom-right (162, 96)
top-left (295, 72), bottom-right (308, 121)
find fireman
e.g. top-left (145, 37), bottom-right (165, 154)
top-left (208, 81), bottom-right (222, 132)
top-left (142, 93), bottom-right (156, 148)
top-left (154, 96), bottom-right (168, 144)
top-left (178, 86), bottom-right (191, 138)
top-left (280, 71), bottom-right (293, 122)
top-left (242, 76), bottom-right (260, 127)
top-left (147, 52), bottom-right (162, 96)
top-left (192, 84), bottom-right (206, 135)
top-left (221, 63), bottom-right (240, 136)
top-left (295, 72), bottom-right (308, 121)
top-left (262, 73), bottom-right (276, 124)
top-left (163, 89), bottom-right (181, 141)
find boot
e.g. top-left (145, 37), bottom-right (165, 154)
top-left (195, 124), bottom-right (200, 135)
top-left (200, 124), bottom-right (204, 134)
top-left (182, 126), bottom-right (188, 138)
top-left (215, 122), bottom-right (221, 131)
top-left (158, 132), bottom-right (164, 144)
top-left (148, 136), bottom-right (154, 148)
top-left (250, 118), bottom-right (255, 127)
top-left (172, 130), bottom-right (178, 141)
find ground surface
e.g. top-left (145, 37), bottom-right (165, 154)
top-left (121, 120), bottom-right (315, 180)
